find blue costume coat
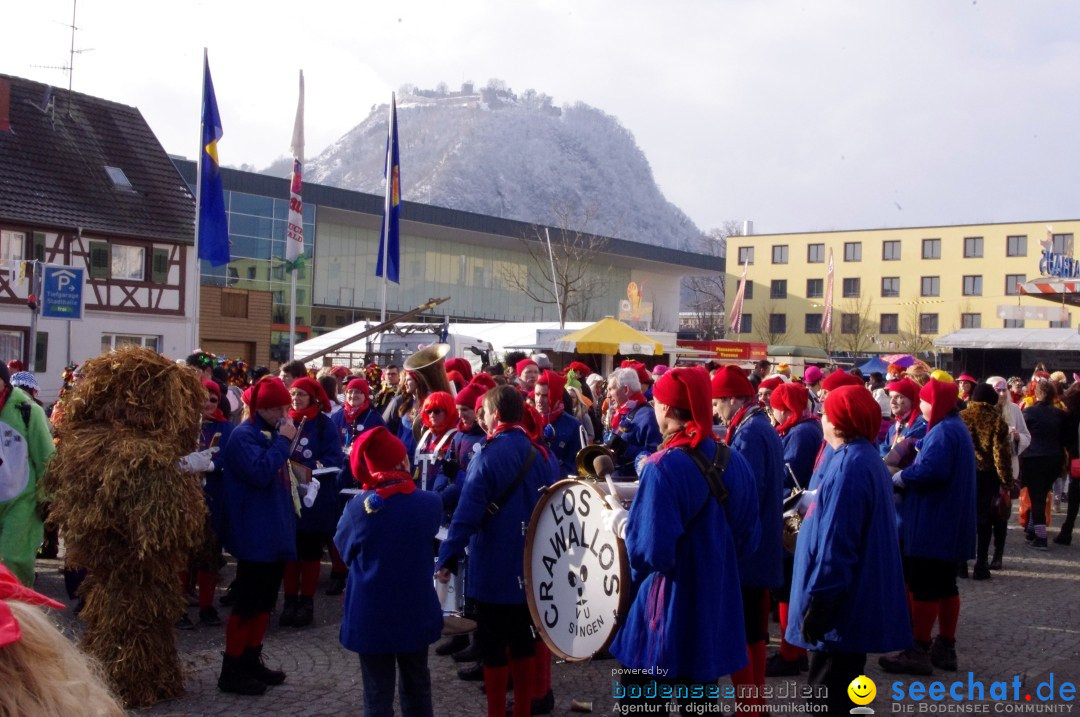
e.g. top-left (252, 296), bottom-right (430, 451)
top-left (292, 413), bottom-right (345, 534)
top-left (610, 438), bottom-right (760, 683)
top-left (780, 418), bottom-right (823, 491)
top-left (896, 414), bottom-right (977, 561)
top-left (608, 402), bottom-right (662, 476)
top-left (335, 488), bottom-right (444, 654)
top-left (727, 410), bottom-right (785, 589)
top-left (879, 414), bottom-right (928, 460)
top-left (785, 440), bottom-right (912, 653)
top-left (545, 412), bottom-right (585, 478)
top-left (200, 419), bottom-right (233, 538)
top-left (330, 404), bottom-right (387, 450)
top-left (436, 429), bottom-right (558, 604)
top-left (222, 416), bottom-right (296, 562)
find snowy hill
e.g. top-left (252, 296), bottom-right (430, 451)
top-left (297, 82), bottom-right (705, 251)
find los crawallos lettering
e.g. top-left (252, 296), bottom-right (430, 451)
top-left (537, 484), bottom-right (620, 638)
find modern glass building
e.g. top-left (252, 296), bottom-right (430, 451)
top-left (175, 159), bottom-right (722, 364)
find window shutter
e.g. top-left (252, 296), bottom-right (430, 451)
top-left (151, 248), bottom-right (170, 284)
top-left (88, 241), bottom-right (109, 279)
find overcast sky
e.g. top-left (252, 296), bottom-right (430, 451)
top-left (5, 1), bottom-right (1079, 235)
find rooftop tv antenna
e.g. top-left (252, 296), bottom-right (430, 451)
top-left (30, 0), bottom-right (93, 101)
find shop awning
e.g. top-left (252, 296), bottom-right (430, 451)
top-left (934, 328), bottom-right (1080, 351)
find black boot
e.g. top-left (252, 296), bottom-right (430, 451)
top-left (218, 654), bottom-right (267, 695)
top-left (325, 573), bottom-right (347, 596)
top-left (278, 595), bottom-right (299, 627)
top-left (243, 646), bottom-right (286, 686)
top-left (293, 596), bottom-right (314, 627)
top-left (452, 637), bottom-right (483, 663)
top-left (435, 634), bottom-right (470, 656)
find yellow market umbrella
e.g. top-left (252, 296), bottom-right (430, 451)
top-left (552, 317), bottom-right (663, 356)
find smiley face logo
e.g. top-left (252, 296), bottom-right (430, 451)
top-left (848, 674), bottom-right (876, 706)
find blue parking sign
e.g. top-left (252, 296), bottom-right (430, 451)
top-left (41, 266), bottom-right (85, 320)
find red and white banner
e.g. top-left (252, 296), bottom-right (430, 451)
top-left (821, 248), bottom-right (835, 333)
top-left (728, 261), bottom-right (748, 334)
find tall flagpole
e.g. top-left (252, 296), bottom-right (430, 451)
top-left (379, 94), bottom-right (394, 323)
top-left (544, 228), bottom-right (563, 328)
top-left (287, 70), bottom-right (305, 359)
top-left (191, 48), bottom-right (207, 352)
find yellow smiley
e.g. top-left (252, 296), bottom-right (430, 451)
top-left (848, 675), bottom-right (876, 706)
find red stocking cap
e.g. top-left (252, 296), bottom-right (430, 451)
top-left (654, 366), bottom-right (713, 447)
top-left (351, 426), bottom-right (407, 481)
top-left (290, 377), bottom-right (332, 413)
top-left (345, 378), bottom-right (371, 397)
top-left (456, 374), bottom-right (495, 409)
top-left (537, 369), bottom-right (566, 399)
top-left (711, 365), bottom-right (755, 399)
top-left (821, 370), bottom-right (864, 392)
top-left (444, 357), bottom-right (474, 383)
top-left (246, 376), bottom-right (292, 417)
top-left (0, 563), bottom-right (64, 648)
top-left (824, 385), bottom-right (881, 442)
top-left (886, 377), bottom-right (918, 405)
top-left (919, 378), bottom-right (959, 430)
top-left (515, 358), bottom-right (538, 376)
top-left (759, 376), bottom-right (785, 392)
top-left (770, 382), bottom-right (809, 415)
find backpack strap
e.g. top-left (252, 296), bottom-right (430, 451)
top-left (485, 447), bottom-right (537, 518)
top-left (674, 443), bottom-right (732, 530)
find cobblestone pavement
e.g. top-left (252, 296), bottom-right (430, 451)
top-left (31, 513), bottom-right (1080, 716)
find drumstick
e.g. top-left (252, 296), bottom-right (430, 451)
top-left (593, 454), bottom-right (621, 506)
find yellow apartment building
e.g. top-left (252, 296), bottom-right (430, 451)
top-left (726, 219), bottom-right (1080, 357)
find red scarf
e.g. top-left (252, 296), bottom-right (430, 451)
top-left (289, 404), bottom-right (321, 423)
top-left (612, 392), bottom-right (647, 431)
top-left (545, 398), bottom-right (565, 425)
top-left (724, 401), bottom-right (762, 445)
top-left (203, 406), bottom-right (227, 424)
top-left (342, 400), bottom-right (367, 426)
top-left (662, 424), bottom-right (706, 450)
top-left (364, 470), bottom-right (417, 500)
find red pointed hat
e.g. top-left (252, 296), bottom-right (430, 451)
top-left (821, 370), bottom-right (864, 392)
top-left (351, 426), bottom-right (408, 483)
top-left (456, 373), bottom-right (496, 409)
top-left (515, 358), bottom-right (538, 376)
top-left (290, 377), bottom-right (332, 413)
top-left (770, 382), bottom-right (809, 414)
top-left (886, 377), bottom-right (918, 405)
top-left (654, 366), bottom-right (713, 447)
top-left (244, 376), bottom-right (293, 413)
top-left (759, 376), bottom-right (785, 392)
top-left (711, 365), bottom-right (755, 399)
top-left (824, 385), bottom-right (881, 442)
top-left (537, 369), bottom-right (566, 399)
top-left (345, 378), bottom-right (371, 397)
top-left (444, 357), bottom-right (474, 382)
top-left (920, 378), bottom-right (959, 430)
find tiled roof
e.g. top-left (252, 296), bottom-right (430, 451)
top-left (0, 74), bottom-right (194, 244)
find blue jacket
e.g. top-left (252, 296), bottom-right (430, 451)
top-left (786, 440), bottom-right (912, 653)
top-left (200, 419), bottom-right (234, 539)
top-left (728, 410), bottom-right (785, 589)
top-left (880, 414), bottom-right (928, 459)
top-left (438, 426), bottom-right (486, 517)
top-left (545, 412), bottom-right (585, 478)
top-left (611, 438), bottom-right (760, 682)
top-left (330, 405), bottom-right (387, 450)
top-left (436, 429), bottom-right (558, 604)
top-left (808, 443), bottom-right (835, 491)
top-left (222, 416), bottom-right (296, 562)
top-left (293, 413), bottom-right (345, 534)
top-left (335, 488), bottom-right (444, 654)
top-left (609, 402), bottom-right (662, 476)
top-left (896, 414), bottom-right (977, 561)
top-left (780, 418), bottom-right (823, 491)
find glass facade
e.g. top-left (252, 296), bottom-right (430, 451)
top-left (312, 220), bottom-right (631, 323)
top-left (197, 190), bottom-right (316, 361)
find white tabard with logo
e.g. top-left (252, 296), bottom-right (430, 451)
top-left (524, 479), bottom-right (630, 661)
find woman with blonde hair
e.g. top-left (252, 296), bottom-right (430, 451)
top-left (0, 563), bottom-right (125, 717)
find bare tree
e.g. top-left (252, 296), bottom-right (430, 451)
top-left (755, 299), bottom-right (789, 346)
top-left (498, 202), bottom-right (611, 328)
top-left (836, 294), bottom-right (876, 355)
top-left (684, 222), bottom-right (740, 340)
top-left (897, 304), bottom-right (935, 355)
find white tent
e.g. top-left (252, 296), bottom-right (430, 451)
top-left (934, 328), bottom-right (1080, 351)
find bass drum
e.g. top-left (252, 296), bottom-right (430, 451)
top-left (523, 479), bottom-right (632, 661)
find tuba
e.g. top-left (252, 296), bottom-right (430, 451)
top-left (404, 343), bottom-right (452, 396)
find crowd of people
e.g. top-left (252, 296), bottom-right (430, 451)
top-left (0, 348), bottom-right (1078, 715)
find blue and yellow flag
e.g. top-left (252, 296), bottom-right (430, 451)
top-left (376, 94), bottom-right (400, 283)
top-left (198, 54), bottom-right (230, 267)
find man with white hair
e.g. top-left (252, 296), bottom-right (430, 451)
top-left (604, 367), bottom-right (661, 477)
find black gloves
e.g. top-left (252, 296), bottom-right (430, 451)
top-left (442, 456), bottom-right (460, 480)
top-left (801, 596), bottom-right (834, 645)
top-left (607, 434), bottom-right (627, 456)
